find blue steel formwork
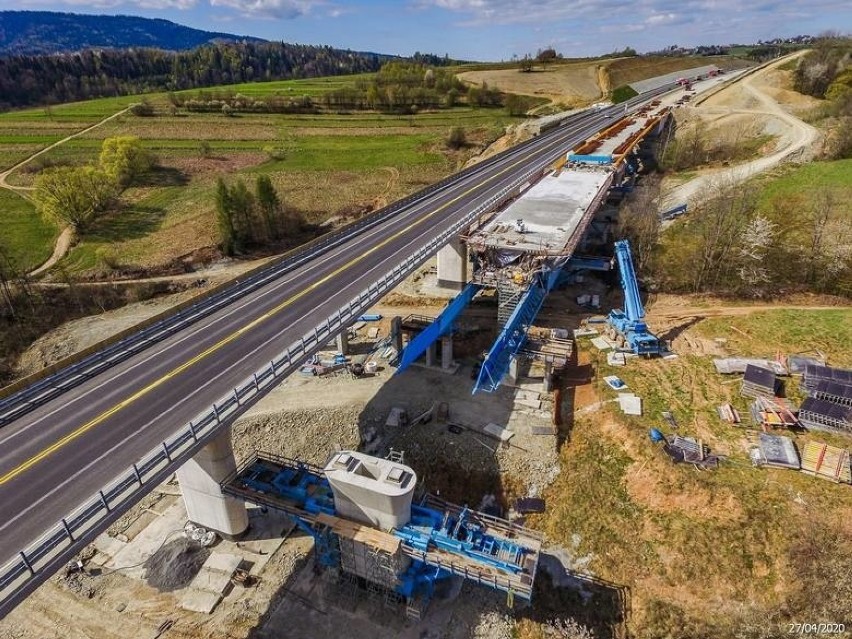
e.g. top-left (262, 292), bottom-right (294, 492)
top-left (221, 453), bottom-right (542, 607)
top-left (396, 283), bottom-right (481, 373)
top-left (472, 267), bottom-right (565, 394)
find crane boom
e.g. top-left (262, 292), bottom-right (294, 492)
top-left (614, 240), bottom-right (645, 321)
top-left (605, 239), bottom-right (661, 357)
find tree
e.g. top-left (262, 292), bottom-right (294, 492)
top-left (34, 166), bottom-right (116, 232)
top-left (536, 48), bottom-right (558, 66)
top-left (519, 54), bottom-right (534, 73)
top-left (736, 215), bottom-right (777, 294)
top-left (256, 174), bottom-right (281, 240)
top-left (691, 179), bottom-right (756, 292)
top-left (215, 178), bottom-right (237, 255)
top-left (130, 100), bottom-right (154, 117)
top-left (221, 179), bottom-right (256, 248)
top-left (99, 136), bottom-right (154, 187)
top-left (505, 93), bottom-right (530, 117)
top-left (617, 177), bottom-right (662, 274)
top-left (446, 126), bottom-right (467, 149)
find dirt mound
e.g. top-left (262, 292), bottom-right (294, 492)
top-left (143, 537), bottom-right (209, 592)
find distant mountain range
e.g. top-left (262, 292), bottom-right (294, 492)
top-left (0, 10), bottom-right (266, 56)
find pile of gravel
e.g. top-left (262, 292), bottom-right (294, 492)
top-left (144, 537), bottom-right (209, 592)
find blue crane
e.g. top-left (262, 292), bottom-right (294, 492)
top-left (606, 239), bottom-right (661, 357)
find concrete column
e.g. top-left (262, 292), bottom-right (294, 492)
top-left (508, 357), bottom-right (520, 384)
top-left (336, 331), bottom-right (349, 355)
top-left (176, 429), bottom-right (248, 539)
top-left (425, 342), bottom-right (436, 367)
top-left (437, 237), bottom-right (468, 290)
top-left (441, 335), bottom-right (454, 370)
top-left (390, 316), bottom-right (403, 353)
top-left (543, 361), bottom-right (553, 393)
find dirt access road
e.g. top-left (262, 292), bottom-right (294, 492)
top-left (0, 105), bottom-right (135, 276)
top-left (662, 52), bottom-right (820, 209)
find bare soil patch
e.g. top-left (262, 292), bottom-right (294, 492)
top-left (163, 153), bottom-right (267, 178)
top-left (459, 63), bottom-right (603, 105)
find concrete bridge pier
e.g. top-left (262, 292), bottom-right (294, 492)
top-left (543, 361), bottom-right (554, 392)
top-left (437, 237), bottom-right (468, 290)
top-left (336, 330), bottom-right (349, 355)
top-left (441, 335), bottom-right (454, 370)
top-left (176, 429), bottom-right (248, 539)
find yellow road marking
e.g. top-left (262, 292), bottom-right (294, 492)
top-left (0, 130), bottom-right (571, 486)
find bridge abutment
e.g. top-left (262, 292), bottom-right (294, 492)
top-left (176, 429), bottom-right (248, 539)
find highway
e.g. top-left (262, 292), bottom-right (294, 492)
top-left (0, 89), bottom-right (669, 606)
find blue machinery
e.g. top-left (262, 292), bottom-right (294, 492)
top-left (396, 142), bottom-right (660, 390)
top-left (396, 282), bottom-right (481, 371)
top-left (222, 453), bottom-right (541, 610)
top-left (473, 271), bottom-right (552, 393)
top-left (606, 239), bottom-right (660, 356)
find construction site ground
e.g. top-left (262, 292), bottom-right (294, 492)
top-left (661, 53), bottom-right (822, 209)
top-left (4, 250), bottom-right (852, 637)
top-left (3, 58), bottom-right (852, 638)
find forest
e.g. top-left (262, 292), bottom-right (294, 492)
top-left (0, 42), bottom-right (402, 110)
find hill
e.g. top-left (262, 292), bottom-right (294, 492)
top-left (0, 10), bottom-right (265, 56)
top-left (458, 55), bottom-right (751, 107)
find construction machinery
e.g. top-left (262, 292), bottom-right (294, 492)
top-left (223, 451), bottom-right (542, 617)
top-left (606, 239), bottom-right (661, 357)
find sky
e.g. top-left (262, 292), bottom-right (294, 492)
top-left (3, 0), bottom-right (850, 60)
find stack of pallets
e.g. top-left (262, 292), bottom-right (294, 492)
top-left (799, 397), bottom-right (852, 434)
top-left (800, 441), bottom-right (852, 484)
top-left (741, 365), bottom-right (779, 399)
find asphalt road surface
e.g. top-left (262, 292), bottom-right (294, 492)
top-left (0, 98), bottom-right (657, 571)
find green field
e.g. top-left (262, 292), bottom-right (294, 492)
top-left (0, 190), bottom-right (58, 272)
top-left (0, 71), bottom-right (521, 276)
top-left (758, 158), bottom-right (852, 201)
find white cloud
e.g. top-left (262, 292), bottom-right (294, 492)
top-left (208, 0), bottom-right (323, 18)
top-left (16, 0), bottom-right (197, 9)
top-left (645, 12), bottom-right (679, 26)
top-left (416, 0), bottom-right (852, 27)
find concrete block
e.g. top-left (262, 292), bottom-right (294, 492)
top-left (484, 423), bottom-right (515, 442)
top-left (203, 552), bottom-right (242, 576)
top-left (515, 398), bottom-right (542, 410)
top-left (180, 590), bottom-right (222, 614)
top-left (193, 568), bottom-right (234, 595)
top-left (437, 237), bottom-right (468, 289)
top-left (176, 430), bottom-right (248, 538)
top-left (591, 337), bottom-right (613, 351)
top-left (618, 393), bottom-right (642, 416)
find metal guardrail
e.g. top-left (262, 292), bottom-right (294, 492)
top-left (0, 103), bottom-right (611, 426)
top-left (0, 166), bottom-right (533, 619)
top-left (0, 87), bottom-right (676, 617)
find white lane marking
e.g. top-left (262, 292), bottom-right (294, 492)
top-left (0, 192), bottom-right (442, 451)
top-left (0, 212), bottom-right (435, 534)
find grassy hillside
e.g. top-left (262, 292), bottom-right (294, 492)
top-left (656, 159), bottom-right (852, 296)
top-left (0, 73), bottom-right (518, 277)
top-left (0, 189), bottom-right (57, 272)
top-left (528, 308), bottom-right (852, 638)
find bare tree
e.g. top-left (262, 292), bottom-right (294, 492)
top-left (737, 215), bottom-right (777, 294)
top-left (617, 176), bottom-right (662, 274)
top-left (691, 177), bottom-right (756, 293)
top-left (806, 189), bottom-right (834, 285)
